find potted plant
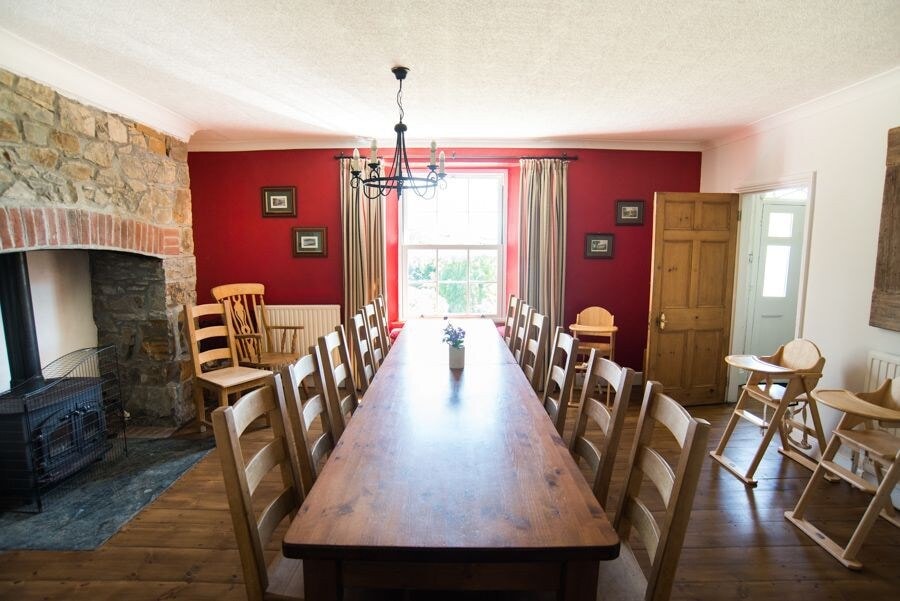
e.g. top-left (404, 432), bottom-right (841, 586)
top-left (442, 322), bottom-right (466, 369)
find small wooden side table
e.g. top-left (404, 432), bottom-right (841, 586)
top-left (710, 353), bottom-right (827, 486)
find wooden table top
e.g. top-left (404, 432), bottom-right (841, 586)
top-left (283, 318), bottom-right (619, 563)
top-left (724, 354), bottom-right (795, 374)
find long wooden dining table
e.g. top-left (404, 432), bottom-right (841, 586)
top-left (282, 318), bottom-right (619, 599)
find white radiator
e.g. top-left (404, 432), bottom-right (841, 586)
top-left (261, 304), bottom-right (341, 355)
top-left (864, 350), bottom-right (900, 391)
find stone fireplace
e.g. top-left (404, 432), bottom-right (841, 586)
top-left (0, 68), bottom-right (196, 425)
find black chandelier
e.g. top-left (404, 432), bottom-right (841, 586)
top-left (350, 66), bottom-right (445, 200)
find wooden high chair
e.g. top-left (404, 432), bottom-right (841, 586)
top-left (710, 339), bottom-right (826, 487)
top-left (785, 378), bottom-right (900, 570)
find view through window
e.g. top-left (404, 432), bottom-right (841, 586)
top-left (401, 172), bottom-right (505, 318)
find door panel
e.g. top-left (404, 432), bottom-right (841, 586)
top-left (647, 192), bottom-right (739, 406)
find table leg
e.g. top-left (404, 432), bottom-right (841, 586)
top-left (304, 559), bottom-right (342, 601)
top-left (560, 560), bottom-right (598, 600)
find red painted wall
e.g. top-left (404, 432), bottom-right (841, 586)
top-left (188, 147), bottom-right (700, 371)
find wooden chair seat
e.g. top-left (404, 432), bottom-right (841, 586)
top-left (595, 544), bottom-right (644, 601)
top-left (198, 365), bottom-right (276, 389)
top-left (248, 351), bottom-right (302, 372)
top-left (834, 427), bottom-right (900, 459)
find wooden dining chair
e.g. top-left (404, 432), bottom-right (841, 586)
top-left (519, 309), bottom-right (549, 392)
top-left (280, 353), bottom-right (337, 496)
top-left (363, 303), bottom-right (386, 369)
top-left (596, 380), bottom-right (710, 601)
top-left (505, 297), bottom-right (524, 351)
top-left (500, 294), bottom-right (520, 344)
top-left (211, 383), bottom-right (305, 601)
top-left (184, 301), bottom-right (273, 432)
top-left (316, 325), bottom-right (360, 440)
top-left (211, 283), bottom-right (303, 372)
top-left (541, 326), bottom-right (578, 436)
top-left (510, 302), bottom-right (532, 361)
top-left (374, 295), bottom-right (392, 354)
top-left (568, 350), bottom-right (636, 508)
top-left (785, 378), bottom-right (900, 570)
top-left (349, 311), bottom-right (377, 392)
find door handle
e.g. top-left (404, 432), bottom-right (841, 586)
top-left (658, 312), bottom-right (667, 330)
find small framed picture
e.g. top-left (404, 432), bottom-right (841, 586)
top-left (585, 233), bottom-right (614, 259)
top-left (616, 199), bottom-right (644, 226)
top-left (262, 187), bottom-right (297, 217)
top-left (292, 227), bottom-right (327, 257)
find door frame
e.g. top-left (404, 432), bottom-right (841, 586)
top-left (727, 172), bottom-right (816, 402)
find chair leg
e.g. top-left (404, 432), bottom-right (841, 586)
top-left (843, 458), bottom-right (900, 562)
top-left (193, 385), bottom-right (207, 433)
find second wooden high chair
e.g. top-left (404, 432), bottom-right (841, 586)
top-left (785, 378), bottom-right (900, 570)
top-left (710, 339), bottom-right (827, 487)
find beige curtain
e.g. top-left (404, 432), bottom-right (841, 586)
top-left (518, 158), bottom-right (568, 335)
top-left (340, 160), bottom-right (387, 376)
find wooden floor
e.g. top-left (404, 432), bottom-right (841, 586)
top-left (1, 400), bottom-right (899, 600)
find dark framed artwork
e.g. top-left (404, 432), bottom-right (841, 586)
top-left (585, 233), bottom-right (614, 259)
top-left (292, 227), bottom-right (327, 257)
top-left (262, 186), bottom-right (297, 217)
top-left (616, 199), bottom-right (644, 225)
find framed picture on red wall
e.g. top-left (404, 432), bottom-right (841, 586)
top-left (292, 227), bottom-right (327, 257)
top-left (262, 186), bottom-right (297, 217)
top-left (615, 199), bottom-right (644, 225)
top-left (585, 233), bottom-right (614, 259)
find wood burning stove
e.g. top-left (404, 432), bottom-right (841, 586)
top-left (0, 346), bottom-right (125, 511)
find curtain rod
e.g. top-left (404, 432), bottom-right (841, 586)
top-left (333, 152), bottom-right (577, 162)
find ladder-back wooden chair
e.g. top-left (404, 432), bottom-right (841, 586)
top-left (710, 339), bottom-right (827, 486)
top-left (184, 301), bottom-right (273, 432)
top-left (519, 309), bottom-right (549, 392)
top-left (374, 295), bottom-right (392, 354)
top-left (211, 283), bottom-right (303, 372)
top-left (211, 383), bottom-right (304, 601)
top-left (541, 326), bottom-right (578, 436)
top-left (363, 303), bottom-right (386, 369)
top-left (506, 297), bottom-right (524, 351)
top-left (596, 380), bottom-right (710, 601)
top-left (568, 351), bottom-right (636, 508)
top-left (510, 302), bottom-right (532, 361)
top-left (280, 353), bottom-right (336, 496)
top-left (316, 325), bottom-right (360, 440)
top-left (349, 311), bottom-right (377, 393)
top-left (785, 378), bottom-right (900, 569)
top-left (500, 294), bottom-right (520, 345)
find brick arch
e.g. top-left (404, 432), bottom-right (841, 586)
top-left (0, 207), bottom-right (182, 257)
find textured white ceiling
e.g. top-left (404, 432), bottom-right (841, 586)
top-left (1, 1), bottom-right (899, 148)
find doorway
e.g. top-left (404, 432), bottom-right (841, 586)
top-left (728, 178), bottom-right (814, 402)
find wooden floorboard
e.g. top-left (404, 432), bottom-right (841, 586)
top-left (1, 400), bottom-right (898, 600)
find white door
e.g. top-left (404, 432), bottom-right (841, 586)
top-left (744, 201), bottom-right (806, 356)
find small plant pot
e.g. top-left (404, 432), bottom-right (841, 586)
top-left (448, 346), bottom-right (465, 369)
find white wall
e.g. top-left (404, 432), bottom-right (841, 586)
top-left (702, 69), bottom-right (900, 400)
top-left (0, 250), bottom-right (98, 392)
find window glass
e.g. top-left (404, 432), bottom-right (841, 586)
top-left (762, 245), bottom-right (790, 298)
top-left (401, 173), bottom-right (505, 318)
top-left (767, 212), bottom-right (794, 238)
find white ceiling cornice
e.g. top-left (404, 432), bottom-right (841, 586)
top-left (704, 66), bottom-right (900, 151)
top-left (0, 27), bottom-right (199, 141)
top-left (187, 137), bottom-right (705, 153)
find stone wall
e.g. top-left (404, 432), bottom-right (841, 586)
top-left (0, 67), bottom-right (197, 425)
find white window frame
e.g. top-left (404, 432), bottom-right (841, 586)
top-left (399, 171), bottom-right (507, 320)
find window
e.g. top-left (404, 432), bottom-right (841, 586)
top-left (400, 172), bottom-right (505, 319)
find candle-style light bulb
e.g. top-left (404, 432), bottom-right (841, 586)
top-left (352, 148), bottom-right (360, 171)
top-left (369, 139), bottom-right (377, 164)
top-left (438, 150), bottom-right (446, 176)
top-left (430, 140), bottom-right (437, 166)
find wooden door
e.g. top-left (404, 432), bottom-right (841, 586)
top-left (646, 192), bottom-right (739, 405)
